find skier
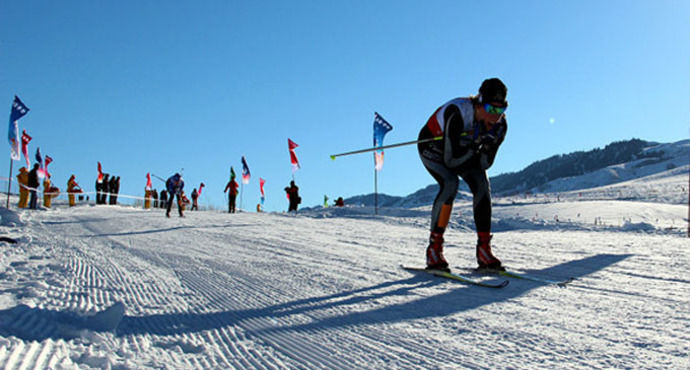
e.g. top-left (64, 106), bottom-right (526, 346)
top-left (417, 78), bottom-right (508, 272)
top-left (284, 181), bottom-right (300, 212)
top-left (165, 173), bottom-right (185, 217)
top-left (224, 177), bottom-right (239, 213)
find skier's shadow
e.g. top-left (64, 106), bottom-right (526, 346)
top-left (252, 253), bottom-right (632, 334)
top-left (115, 253), bottom-right (630, 338)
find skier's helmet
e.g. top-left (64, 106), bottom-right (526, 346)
top-left (478, 78), bottom-right (508, 106)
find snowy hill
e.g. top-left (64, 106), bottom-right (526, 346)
top-left (0, 171), bottom-right (688, 369)
top-left (344, 139), bottom-right (689, 207)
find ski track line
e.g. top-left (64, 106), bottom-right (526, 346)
top-left (192, 252), bottom-right (463, 368)
top-left (193, 221), bottom-right (475, 368)
top-left (174, 265), bottom-right (338, 369)
top-left (105, 223), bottom-right (344, 366)
top-left (62, 215), bottom-right (309, 369)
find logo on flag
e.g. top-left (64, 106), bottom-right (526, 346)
top-left (241, 156), bottom-right (251, 184)
top-left (288, 138), bottom-right (301, 173)
top-left (8, 96), bottom-right (29, 161)
top-left (373, 112), bottom-right (393, 171)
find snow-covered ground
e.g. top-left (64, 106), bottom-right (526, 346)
top-left (1, 189), bottom-right (688, 369)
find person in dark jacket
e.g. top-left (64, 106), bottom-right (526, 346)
top-left (418, 78), bottom-right (508, 272)
top-left (165, 173), bottom-right (185, 217)
top-left (191, 188), bottom-right (199, 211)
top-left (109, 176), bottom-right (120, 205)
top-left (284, 181), bottom-right (300, 212)
top-left (101, 174), bottom-right (110, 205)
top-left (152, 189), bottom-right (159, 208)
top-left (95, 176), bottom-right (103, 205)
top-left (27, 164), bottom-right (40, 209)
top-left (160, 190), bottom-right (168, 209)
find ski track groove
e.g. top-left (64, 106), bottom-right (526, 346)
top-left (187, 253), bottom-right (456, 368)
top-left (173, 266), bottom-right (334, 369)
top-left (184, 222), bottom-right (476, 368)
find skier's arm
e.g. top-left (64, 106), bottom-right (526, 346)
top-left (443, 105), bottom-right (475, 169)
top-left (478, 120), bottom-right (507, 170)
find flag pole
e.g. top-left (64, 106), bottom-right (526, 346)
top-left (374, 167), bottom-right (378, 215)
top-left (6, 159), bottom-right (13, 208)
top-left (330, 136), bottom-right (442, 160)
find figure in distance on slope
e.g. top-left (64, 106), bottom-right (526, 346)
top-left (224, 176), bottom-right (239, 213)
top-left (417, 77), bottom-right (509, 272)
top-left (165, 173), bottom-right (185, 218)
top-left (284, 181), bottom-right (300, 212)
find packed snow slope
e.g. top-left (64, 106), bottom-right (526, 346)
top-left (0, 197), bottom-right (688, 368)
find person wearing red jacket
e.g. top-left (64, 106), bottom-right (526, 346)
top-left (224, 177), bottom-right (239, 213)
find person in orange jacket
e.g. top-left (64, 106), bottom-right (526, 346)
top-left (16, 167), bottom-right (30, 208)
top-left (67, 175), bottom-right (82, 207)
top-left (43, 176), bottom-right (60, 208)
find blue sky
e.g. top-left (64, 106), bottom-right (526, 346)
top-left (2, 1), bottom-right (688, 211)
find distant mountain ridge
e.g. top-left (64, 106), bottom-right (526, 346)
top-left (344, 138), bottom-right (689, 207)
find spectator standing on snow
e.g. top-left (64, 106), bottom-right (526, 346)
top-left (417, 78), bottom-right (508, 272)
top-left (27, 164), bottom-right (40, 209)
top-left (160, 190), bottom-right (168, 209)
top-left (284, 180), bottom-right (300, 212)
top-left (224, 177), bottom-right (239, 213)
top-left (191, 188), bottom-right (199, 211)
top-left (165, 173), bottom-right (185, 218)
top-left (67, 175), bottom-right (82, 207)
top-left (109, 176), bottom-right (120, 205)
top-left (16, 167), bottom-right (30, 208)
top-left (101, 174), bottom-right (110, 205)
top-left (152, 189), bottom-right (159, 208)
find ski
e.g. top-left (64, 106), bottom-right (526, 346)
top-left (468, 268), bottom-right (574, 287)
top-left (401, 265), bottom-right (509, 289)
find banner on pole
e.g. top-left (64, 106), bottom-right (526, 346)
top-left (241, 156), bottom-right (251, 184)
top-left (8, 96), bottom-right (29, 161)
top-left (288, 138), bottom-right (300, 173)
top-left (373, 112), bottom-right (393, 171)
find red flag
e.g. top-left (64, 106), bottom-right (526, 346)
top-left (97, 162), bottom-right (103, 182)
top-left (288, 138), bottom-right (300, 173)
top-left (260, 178), bottom-right (266, 198)
top-left (146, 173), bottom-right (152, 190)
top-left (21, 130), bottom-right (32, 168)
top-left (199, 182), bottom-right (205, 196)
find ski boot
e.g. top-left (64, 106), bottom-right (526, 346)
top-left (426, 232), bottom-right (450, 272)
top-left (476, 232), bottom-right (504, 271)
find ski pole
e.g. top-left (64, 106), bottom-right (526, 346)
top-left (151, 174), bottom-right (166, 183)
top-left (330, 136), bottom-right (442, 160)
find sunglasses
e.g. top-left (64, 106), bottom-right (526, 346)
top-left (484, 103), bottom-right (507, 115)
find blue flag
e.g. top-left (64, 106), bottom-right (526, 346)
top-left (373, 112), bottom-right (393, 171)
top-left (8, 96), bottom-right (29, 160)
